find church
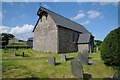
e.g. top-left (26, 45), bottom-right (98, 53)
top-left (33, 7), bottom-right (94, 53)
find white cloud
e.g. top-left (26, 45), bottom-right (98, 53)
top-left (0, 24), bottom-right (34, 41)
top-left (88, 10), bottom-right (101, 19)
top-left (81, 20), bottom-right (90, 25)
top-left (10, 24), bottom-right (34, 34)
top-left (0, 25), bottom-right (10, 33)
top-left (71, 10), bottom-right (85, 20)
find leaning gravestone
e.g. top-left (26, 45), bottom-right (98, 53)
top-left (71, 58), bottom-right (84, 78)
top-left (78, 53), bottom-right (88, 65)
top-left (113, 70), bottom-right (120, 79)
top-left (48, 56), bottom-right (56, 66)
top-left (61, 54), bottom-right (66, 61)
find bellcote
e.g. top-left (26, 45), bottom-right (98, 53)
top-left (37, 7), bottom-right (48, 20)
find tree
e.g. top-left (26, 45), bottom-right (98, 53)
top-left (100, 27), bottom-right (120, 66)
top-left (95, 40), bottom-right (102, 47)
top-left (1, 33), bottom-right (15, 46)
top-left (94, 40), bottom-right (102, 52)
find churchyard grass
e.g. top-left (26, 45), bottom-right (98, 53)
top-left (2, 49), bottom-right (117, 78)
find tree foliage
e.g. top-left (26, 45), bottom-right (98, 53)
top-left (1, 33), bottom-right (15, 46)
top-left (100, 27), bottom-right (120, 66)
top-left (94, 40), bottom-right (102, 52)
top-left (94, 40), bottom-right (102, 47)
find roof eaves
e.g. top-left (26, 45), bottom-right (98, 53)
top-left (56, 25), bottom-right (83, 34)
top-left (32, 18), bottom-right (40, 32)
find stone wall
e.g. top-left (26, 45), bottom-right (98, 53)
top-left (58, 26), bottom-right (79, 53)
top-left (78, 43), bottom-right (89, 53)
top-left (33, 15), bottom-right (58, 53)
top-left (33, 14), bottom-right (92, 53)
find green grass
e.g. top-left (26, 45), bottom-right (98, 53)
top-left (2, 49), bottom-right (117, 78)
top-left (7, 43), bottom-right (29, 46)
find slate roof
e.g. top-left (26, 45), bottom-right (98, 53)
top-left (33, 7), bottom-right (93, 43)
top-left (33, 7), bottom-right (90, 34)
top-left (78, 33), bottom-right (91, 43)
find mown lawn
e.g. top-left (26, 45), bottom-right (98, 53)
top-left (2, 49), bottom-right (117, 78)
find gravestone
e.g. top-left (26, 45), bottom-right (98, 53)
top-left (11, 51), bottom-right (16, 56)
top-left (113, 70), bottom-right (120, 79)
top-left (22, 52), bottom-right (25, 57)
top-left (48, 56), bottom-right (55, 66)
top-left (71, 58), bottom-right (84, 78)
top-left (82, 50), bottom-right (89, 58)
top-left (78, 53), bottom-right (88, 65)
top-left (61, 54), bottom-right (66, 61)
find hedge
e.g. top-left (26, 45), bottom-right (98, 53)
top-left (100, 27), bottom-right (120, 66)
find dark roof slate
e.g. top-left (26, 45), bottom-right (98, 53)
top-left (78, 33), bottom-right (91, 43)
top-left (33, 7), bottom-right (94, 43)
top-left (33, 7), bottom-right (90, 34)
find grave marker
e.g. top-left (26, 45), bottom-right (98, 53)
top-left (48, 56), bottom-right (55, 66)
top-left (71, 58), bottom-right (84, 78)
top-left (61, 54), bottom-right (66, 61)
top-left (11, 51), bottom-right (16, 56)
top-left (78, 53), bottom-right (88, 65)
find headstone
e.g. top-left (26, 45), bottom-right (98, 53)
top-left (71, 58), bottom-right (84, 78)
top-left (113, 70), bottom-right (120, 79)
top-left (48, 56), bottom-right (55, 66)
top-left (11, 51), bottom-right (16, 56)
top-left (78, 53), bottom-right (88, 65)
top-left (22, 52), bottom-right (25, 57)
top-left (61, 54), bottom-right (66, 61)
top-left (82, 50), bottom-right (89, 58)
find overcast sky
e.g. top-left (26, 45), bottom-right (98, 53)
top-left (1, 2), bottom-right (119, 41)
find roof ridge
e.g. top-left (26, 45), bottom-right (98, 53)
top-left (40, 6), bottom-right (90, 33)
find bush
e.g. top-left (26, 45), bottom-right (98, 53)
top-left (100, 27), bottom-right (120, 66)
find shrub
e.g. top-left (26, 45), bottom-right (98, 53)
top-left (100, 27), bottom-right (120, 66)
